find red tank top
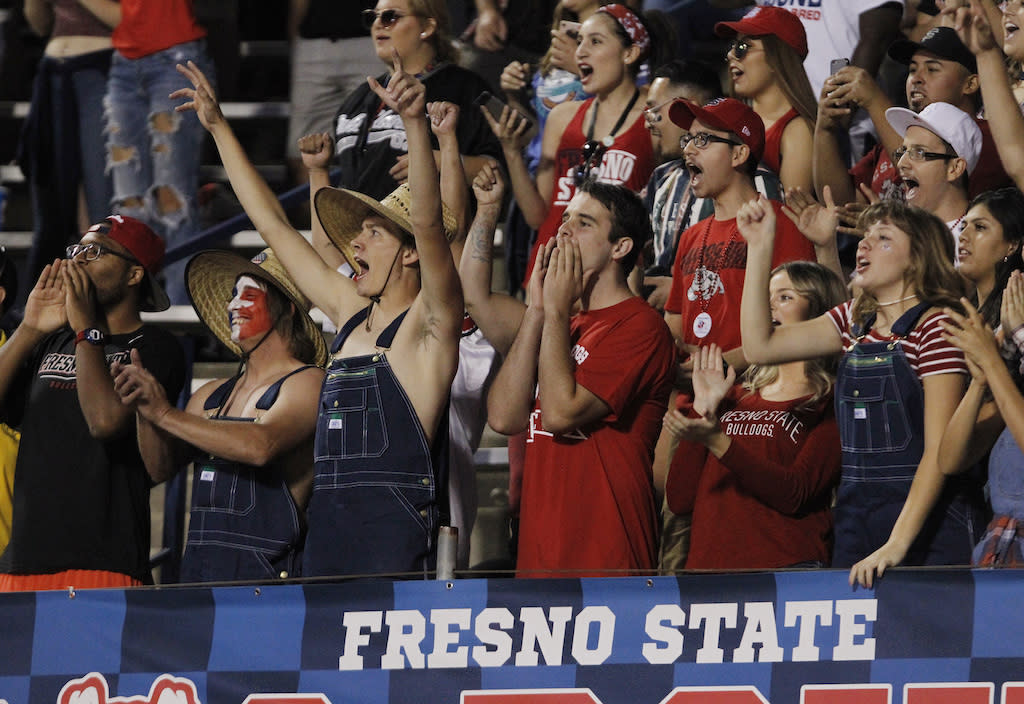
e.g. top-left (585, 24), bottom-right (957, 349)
top-left (525, 99), bottom-right (655, 285)
top-left (761, 108), bottom-right (798, 175)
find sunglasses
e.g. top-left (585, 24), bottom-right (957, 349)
top-left (726, 39), bottom-right (757, 61)
top-left (362, 8), bottom-right (421, 30)
top-left (680, 132), bottom-right (742, 149)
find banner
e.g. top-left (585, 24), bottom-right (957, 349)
top-left (2, 569), bottom-right (1024, 704)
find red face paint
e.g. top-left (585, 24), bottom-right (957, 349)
top-left (228, 275), bottom-right (272, 342)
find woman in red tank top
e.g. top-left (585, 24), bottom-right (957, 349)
top-left (715, 6), bottom-right (817, 194)
top-left (482, 4), bottom-right (663, 285)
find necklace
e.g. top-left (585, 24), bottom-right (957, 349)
top-left (876, 293), bottom-right (918, 306)
top-left (692, 217), bottom-right (738, 339)
top-left (586, 88), bottom-right (640, 148)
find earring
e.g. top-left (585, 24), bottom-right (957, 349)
top-left (420, 32), bottom-right (427, 38)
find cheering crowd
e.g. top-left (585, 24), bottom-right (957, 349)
top-left (2, 0), bottom-right (1024, 591)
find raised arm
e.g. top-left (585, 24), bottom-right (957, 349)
top-left (23, 0), bottom-right (54, 36)
top-left (938, 298), bottom-right (1010, 474)
top-left (63, 260), bottom-right (134, 439)
top-left (487, 240), bottom-right (554, 433)
top-left (428, 101), bottom-right (472, 253)
top-left (481, 98), bottom-right (569, 229)
top-left (299, 132), bottom-right (346, 270)
top-left (852, 3), bottom-right (904, 77)
top-left (0, 262), bottom-right (68, 412)
top-left (367, 52), bottom-right (463, 339)
top-left (739, 195), bottom-right (844, 364)
top-left (954, 4), bottom-right (1024, 189)
top-left (461, 163), bottom-right (527, 355)
top-left (173, 61), bottom-right (359, 327)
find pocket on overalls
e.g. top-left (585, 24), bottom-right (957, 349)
top-left (838, 370), bottom-right (913, 455)
top-left (191, 464), bottom-right (256, 516)
top-left (315, 367), bottom-right (389, 461)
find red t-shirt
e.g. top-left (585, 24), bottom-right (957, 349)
top-left (850, 118), bottom-right (1010, 200)
top-left (665, 200), bottom-right (817, 351)
top-left (113, 0), bottom-right (206, 59)
top-left (666, 387), bottom-right (841, 569)
top-left (524, 98), bottom-right (655, 285)
top-left (517, 297), bottom-right (677, 577)
top-left (825, 301), bottom-right (968, 378)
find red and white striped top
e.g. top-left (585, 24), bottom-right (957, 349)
top-left (826, 300), bottom-right (968, 379)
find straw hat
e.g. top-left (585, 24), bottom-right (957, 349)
top-left (186, 248), bottom-right (328, 366)
top-left (314, 183), bottom-right (458, 274)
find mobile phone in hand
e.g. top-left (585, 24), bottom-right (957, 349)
top-left (474, 90), bottom-right (534, 131)
top-left (559, 20), bottom-right (581, 40)
top-left (830, 58), bottom-right (850, 75)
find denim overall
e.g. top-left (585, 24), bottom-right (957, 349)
top-left (832, 302), bottom-right (981, 567)
top-left (302, 307), bottom-right (449, 578)
top-left (178, 367), bottom-right (315, 583)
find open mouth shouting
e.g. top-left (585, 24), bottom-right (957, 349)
top-left (578, 63), bottom-right (594, 85)
top-left (685, 159), bottom-right (704, 189)
top-left (353, 256), bottom-right (369, 281)
top-left (901, 176), bottom-right (921, 203)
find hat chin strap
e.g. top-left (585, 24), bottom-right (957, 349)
top-left (215, 325), bottom-right (277, 419)
top-left (365, 246), bottom-right (404, 332)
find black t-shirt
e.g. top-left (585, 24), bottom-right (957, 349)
top-left (333, 62), bottom-right (503, 200)
top-left (0, 325), bottom-right (185, 582)
top-left (299, 0), bottom-right (374, 40)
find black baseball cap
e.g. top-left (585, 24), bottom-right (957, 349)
top-left (888, 27), bottom-right (977, 73)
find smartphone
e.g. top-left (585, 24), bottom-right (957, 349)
top-left (559, 20), bottom-right (581, 40)
top-left (830, 58), bottom-right (850, 75)
top-left (474, 90), bottom-right (534, 131)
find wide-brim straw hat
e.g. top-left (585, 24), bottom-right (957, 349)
top-left (314, 182), bottom-right (458, 274)
top-left (186, 248), bottom-right (328, 367)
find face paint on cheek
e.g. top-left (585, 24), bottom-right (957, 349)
top-left (881, 242), bottom-right (892, 251)
top-left (228, 275), bottom-right (273, 342)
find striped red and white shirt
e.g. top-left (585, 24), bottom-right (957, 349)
top-left (826, 300), bottom-right (968, 379)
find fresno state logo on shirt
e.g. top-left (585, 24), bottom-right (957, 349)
top-left (686, 266), bottom-right (725, 303)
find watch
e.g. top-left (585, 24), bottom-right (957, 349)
top-left (75, 328), bottom-right (105, 346)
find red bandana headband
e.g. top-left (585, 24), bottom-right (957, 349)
top-left (597, 4), bottom-right (650, 55)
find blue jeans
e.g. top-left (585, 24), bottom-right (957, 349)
top-left (105, 40), bottom-right (211, 304)
top-left (20, 50), bottom-right (113, 306)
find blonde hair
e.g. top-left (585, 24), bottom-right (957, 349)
top-left (743, 261), bottom-right (847, 409)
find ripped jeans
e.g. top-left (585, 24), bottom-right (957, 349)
top-left (105, 40), bottom-right (211, 304)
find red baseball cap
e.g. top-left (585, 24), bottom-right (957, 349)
top-left (87, 215), bottom-right (170, 312)
top-left (715, 6), bottom-right (808, 59)
top-left (669, 97), bottom-right (766, 163)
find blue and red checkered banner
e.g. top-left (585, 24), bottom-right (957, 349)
top-left (3, 569), bottom-right (1024, 704)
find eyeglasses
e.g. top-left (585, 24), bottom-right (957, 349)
top-left (680, 132), bottom-right (742, 149)
top-left (66, 242), bottom-right (139, 264)
top-left (572, 140), bottom-right (608, 186)
top-left (726, 39), bottom-right (758, 61)
top-left (361, 8), bottom-right (421, 29)
top-left (893, 145), bottom-right (956, 163)
top-left (643, 99), bottom-right (675, 123)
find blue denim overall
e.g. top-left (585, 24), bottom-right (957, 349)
top-left (178, 367), bottom-right (315, 583)
top-left (302, 308), bottom-right (449, 578)
top-left (973, 428), bottom-right (1024, 564)
top-left (832, 302), bottom-right (981, 567)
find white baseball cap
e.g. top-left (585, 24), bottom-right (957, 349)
top-left (886, 102), bottom-right (982, 175)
